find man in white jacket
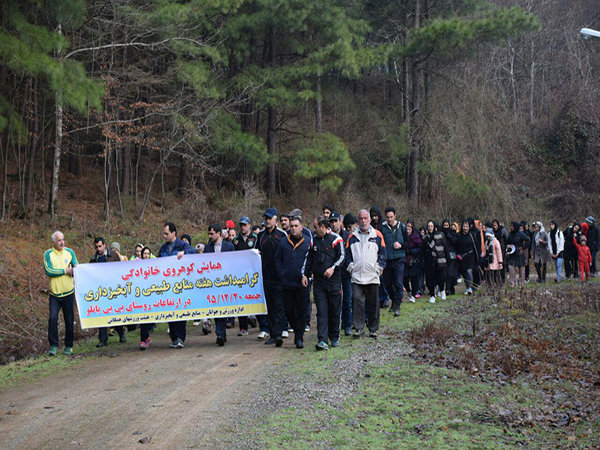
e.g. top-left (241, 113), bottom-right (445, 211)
top-left (345, 209), bottom-right (387, 338)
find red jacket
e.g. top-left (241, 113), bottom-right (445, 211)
top-left (573, 238), bottom-right (592, 267)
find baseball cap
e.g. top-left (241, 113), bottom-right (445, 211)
top-left (225, 220), bottom-right (235, 229)
top-left (264, 207), bottom-right (277, 218)
top-left (329, 210), bottom-right (342, 221)
top-left (239, 216), bottom-right (251, 225)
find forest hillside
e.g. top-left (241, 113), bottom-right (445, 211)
top-left (0, 0), bottom-right (599, 360)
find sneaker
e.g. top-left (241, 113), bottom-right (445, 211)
top-left (257, 331), bottom-right (269, 340)
top-left (248, 316), bottom-right (258, 328)
top-left (369, 331), bottom-right (378, 338)
top-left (457, 277), bottom-right (463, 284)
top-left (287, 327), bottom-right (294, 333)
top-left (96, 342), bottom-right (107, 348)
top-left (176, 338), bottom-right (184, 348)
top-left (352, 329), bottom-right (363, 338)
top-left (440, 290), bottom-right (446, 300)
top-left (170, 341), bottom-right (178, 348)
top-left (282, 330), bottom-right (289, 338)
top-left (193, 320), bottom-right (201, 326)
top-left (394, 309), bottom-right (401, 317)
top-left (429, 296), bottom-right (436, 304)
top-left (140, 340), bottom-right (149, 350)
top-left (275, 337), bottom-right (283, 347)
top-left (344, 328), bottom-right (352, 336)
top-left (295, 339), bottom-right (304, 349)
top-left (63, 347), bottom-right (73, 356)
top-left (408, 296), bottom-right (416, 303)
top-left (119, 334), bottom-right (127, 343)
top-left (465, 288), bottom-right (473, 296)
top-left (216, 336), bottom-right (225, 347)
top-left (415, 293), bottom-right (421, 299)
top-left (316, 341), bottom-right (329, 351)
top-left (202, 321), bottom-right (212, 335)
top-left (264, 337), bottom-right (276, 345)
top-left (305, 325), bottom-right (310, 332)
top-left (331, 339), bottom-right (340, 348)
top-left (238, 329), bottom-right (248, 336)
top-left (48, 346), bottom-right (57, 356)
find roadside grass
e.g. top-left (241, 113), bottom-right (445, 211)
top-left (253, 284), bottom-right (600, 448)
top-left (0, 323), bottom-right (169, 389)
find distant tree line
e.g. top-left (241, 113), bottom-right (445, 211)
top-left (0, 0), bottom-right (597, 222)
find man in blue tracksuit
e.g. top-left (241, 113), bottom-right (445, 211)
top-left (380, 207), bottom-right (407, 317)
top-left (312, 216), bottom-right (345, 350)
top-left (159, 222), bottom-right (196, 348)
top-left (204, 223), bottom-right (236, 346)
top-left (275, 217), bottom-right (312, 349)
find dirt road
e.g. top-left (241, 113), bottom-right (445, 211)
top-left (0, 328), bottom-right (288, 449)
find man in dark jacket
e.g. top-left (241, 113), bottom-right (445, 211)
top-left (159, 222), bottom-right (196, 348)
top-left (256, 208), bottom-right (287, 347)
top-left (204, 223), bottom-right (235, 346)
top-left (90, 236), bottom-right (126, 347)
top-left (329, 211), bottom-right (353, 336)
top-left (275, 217), bottom-right (312, 348)
top-left (492, 219), bottom-right (509, 282)
top-left (312, 216), bottom-right (345, 350)
top-left (233, 216), bottom-right (258, 335)
top-left (380, 207), bottom-right (407, 316)
top-left (585, 216), bottom-right (599, 276)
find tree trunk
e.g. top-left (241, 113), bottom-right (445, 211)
top-left (266, 106), bottom-right (277, 195)
top-left (25, 77), bottom-right (38, 211)
top-left (529, 40), bottom-right (535, 125)
top-left (176, 155), bottom-right (188, 197)
top-left (407, 0), bottom-right (420, 205)
top-left (265, 28), bottom-right (277, 195)
top-left (48, 24), bottom-right (62, 219)
top-left (315, 76), bottom-right (323, 133)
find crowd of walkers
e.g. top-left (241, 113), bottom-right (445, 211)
top-left (44, 206), bottom-right (598, 356)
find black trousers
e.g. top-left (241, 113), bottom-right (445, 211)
top-left (313, 278), bottom-right (342, 343)
top-left (283, 286), bottom-right (310, 341)
top-left (264, 281), bottom-right (284, 339)
top-left (564, 255), bottom-right (578, 279)
top-left (98, 326), bottom-right (125, 344)
top-left (168, 321), bottom-right (187, 343)
top-left (48, 293), bottom-right (74, 347)
top-left (140, 323), bottom-right (153, 341)
top-left (425, 265), bottom-right (446, 296)
top-left (352, 283), bottom-right (379, 333)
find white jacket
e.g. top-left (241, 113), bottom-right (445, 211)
top-left (548, 229), bottom-right (565, 256)
top-left (346, 226), bottom-right (387, 285)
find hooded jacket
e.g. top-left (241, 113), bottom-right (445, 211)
top-left (532, 222), bottom-right (551, 264)
top-left (345, 226), bottom-right (387, 285)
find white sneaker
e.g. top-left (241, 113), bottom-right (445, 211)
top-left (408, 296), bottom-right (416, 303)
top-left (465, 288), bottom-right (473, 295)
top-left (440, 290), bottom-right (446, 300)
top-left (281, 330), bottom-right (289, 338)
top-left (257, 331), bottom-right (269, 340)
top-left (457, 277), bottom-right (463, 284)
top-left (429, 296), bottom-right (436, 304)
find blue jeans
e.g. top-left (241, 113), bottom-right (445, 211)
top-left (553, 257), bottom-right (563, 281)
top-left (341, 277), bottom-right (352, 331)
top-left (383, 259), bottom-right (405, 310)
top-left (378, 278), bottom-right (389, 306)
